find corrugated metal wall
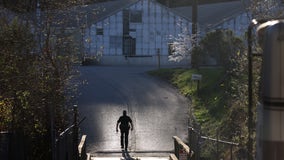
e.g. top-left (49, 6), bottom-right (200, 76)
top-left (86, 0), bottom-right (191, 57)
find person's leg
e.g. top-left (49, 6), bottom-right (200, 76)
top-left (120, 131), bottom-right (124, 149)
top-left (125, 130), bottom-right (129, 150)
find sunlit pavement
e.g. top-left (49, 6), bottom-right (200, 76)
top-left (90, 152), bottom-right (169, 160)
top-left (77, 66), bottom-right (189, 159)
top-left (92, 158), bottom-right (168, 160)
top-left (90, 149), bottom-right (170, 160)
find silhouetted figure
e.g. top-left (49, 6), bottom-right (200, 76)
top-left (116, 110), bottom-right (133, 150)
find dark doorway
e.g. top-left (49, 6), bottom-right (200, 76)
top-left (123, 36), bottom-right (136, 56)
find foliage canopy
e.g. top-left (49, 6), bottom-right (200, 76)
top-left (0, 15), bottom-right (77, 160)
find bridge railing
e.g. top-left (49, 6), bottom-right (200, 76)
top-left (78, 135), bottom-right (87, 160)
top-left (169, 153), bottom-right (178, 160)
top-left (173, 136), bottom-right (194, 160)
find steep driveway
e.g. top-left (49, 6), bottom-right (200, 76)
top-left (77, 66), bottom-right (189, 155)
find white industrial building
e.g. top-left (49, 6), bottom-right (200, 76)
top-left (80, 0), bottom-right (251, 66)
top-left (82, 0), bottom-right (191, 66)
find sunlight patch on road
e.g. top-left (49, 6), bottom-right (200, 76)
top-left (92, 157), bottom-right (169, 160)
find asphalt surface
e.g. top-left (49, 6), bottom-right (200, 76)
top-left (76, 66), bottom-right (189, 156)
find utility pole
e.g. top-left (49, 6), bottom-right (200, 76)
top-left (191, 0), bottom-right (198, 67)
top-left (247, 21), bottom-right (254, 160)
top-left (192, 0), bottom-right (198, 46)
top-left (247, 19), bottom-right (260, 160)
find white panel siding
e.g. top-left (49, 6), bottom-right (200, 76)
top-left (81, 0), bottom-right (256, 66)
top-left (85, 0), bottom-right (194, 65)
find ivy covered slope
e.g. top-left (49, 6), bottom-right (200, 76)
top-left (148, 66), bottom-right (249, 158)
top-left (149, 67), bottom-right (246, 136)
top-left (149, 30), bottom-right (260, 158)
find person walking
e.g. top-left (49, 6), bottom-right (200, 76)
top-left (116, 110), bottom-right (133, 150)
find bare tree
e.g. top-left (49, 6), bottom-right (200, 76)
top-left (168, 26), bottom-right (194, 63)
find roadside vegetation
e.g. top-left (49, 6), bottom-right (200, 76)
top-left (149, 30), bottom-right (261, 159)
top-left (0, 2), bottom-right (80, 159)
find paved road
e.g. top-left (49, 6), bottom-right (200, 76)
top-left (77, 66), bottom-right (189, 155)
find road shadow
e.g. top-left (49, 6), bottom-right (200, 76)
top-left (121, 150), bottom-right (139, 160)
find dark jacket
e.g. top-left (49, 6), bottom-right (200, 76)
top-left (117, 115), bottom-right (132, 131)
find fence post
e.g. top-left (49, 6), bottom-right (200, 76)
top-left (73, 105), bottom-right (79, 160)
top-left (188, 127), bottom-right (201, 160)
top-left (157, 48), bottom-right (161, 69)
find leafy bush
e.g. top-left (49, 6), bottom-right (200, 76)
top-left (0, 17), bottom-right (76, 159)
top-left (149, 30), bottom-right (259, 159)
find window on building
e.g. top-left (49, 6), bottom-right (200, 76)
top-left (96, 28), bottom-right (103, 35)
top-left (130, 10), bottom-right (142, 23)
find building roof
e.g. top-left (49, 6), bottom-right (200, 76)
top-left (24, 0), bottom-right (248, 31)
top-left (172, 0), bottom-right (249, 30)
top-left (85, 0), bottom-right (249, 31)
top-left (71, 0), bottom-right (138, 26)
top-left (23, 0), bottom-right (138, 29)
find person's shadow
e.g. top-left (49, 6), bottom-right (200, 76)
top-left (121, 149), bottom-right (139, 160)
